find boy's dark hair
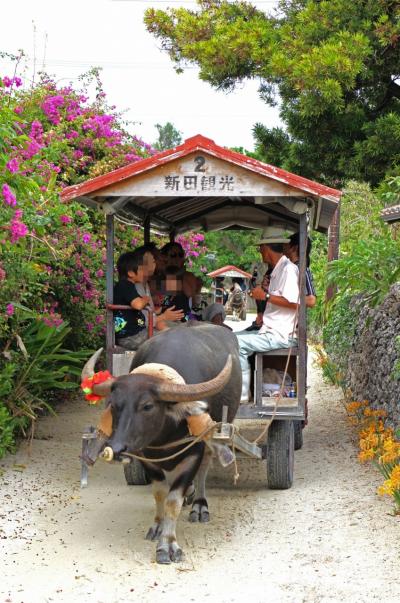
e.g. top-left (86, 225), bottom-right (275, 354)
top-left (117, 249), bottom-right (145, 279)
top-left (136, 242), bottom-right (158, 255)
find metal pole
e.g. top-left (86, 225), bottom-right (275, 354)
top-left (106, 213), bottom-right (115, 372)
top-left (169, 229), bottom-right (176, 243)
top-left (144, 215), bottom-right (150, 244)
top-left (297, 211), bottom-right (307, 413)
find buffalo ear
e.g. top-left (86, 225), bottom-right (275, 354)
top-left (166, 400), bottom-right (208, 423)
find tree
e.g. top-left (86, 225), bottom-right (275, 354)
top-left (153, 121), bottom-right (182, 151)
top-left (145, 0), bottom-right (400, 185)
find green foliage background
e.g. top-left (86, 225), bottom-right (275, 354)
top-left (145, 0), bottom-right (400, 186)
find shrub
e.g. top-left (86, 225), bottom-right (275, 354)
top-left (0, 313), bottom-right (89, 455)
top-left (0, 66), bottom-right (208, 454)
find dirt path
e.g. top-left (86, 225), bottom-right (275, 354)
top-left (1, 351), bottom-right (400, 603)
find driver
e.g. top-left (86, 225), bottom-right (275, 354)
top-left (235, 227), bottom-right (299, 402)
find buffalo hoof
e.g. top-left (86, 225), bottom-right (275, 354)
top-left (189, 508), bottom-right (210, 523)
top-left (170, 546), bottom-right (183, 563)
top-left (188, 510), bottom-right (199, 523)
top-left (156, 544), bottom-right (184, 564)
top-left (189, 499), bottom-right (210, 523)
top-left (156, 549), bottom-right (171, 565)
top-left (145, 524), bottom-right (162, 541)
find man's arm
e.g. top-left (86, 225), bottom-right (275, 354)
top-left (251, 286), bottom-right (299, 309)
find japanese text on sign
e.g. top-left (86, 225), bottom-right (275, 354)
top-left (164, 175), bottom-right (235, 192)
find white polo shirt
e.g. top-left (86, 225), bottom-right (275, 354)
top-left (259, 255), bottom-right (299, 341)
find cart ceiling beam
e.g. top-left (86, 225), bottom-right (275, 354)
top-left (173, 199), bottom-right (299, 229)
top-left (62, 134), bottom-right (341, 234)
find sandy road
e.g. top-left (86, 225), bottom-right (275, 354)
top-left (1, 329), bottom-right (400, 603)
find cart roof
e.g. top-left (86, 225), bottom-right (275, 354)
top-left (61, 134), bottom-right (341, 234)
top-left (207, 265), bottom-right (252, 279)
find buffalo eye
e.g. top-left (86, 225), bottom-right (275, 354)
top-left (142, 402), bottom-right (155, 412)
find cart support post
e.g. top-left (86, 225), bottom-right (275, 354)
top-left (144, 215), bottom-right (151, 244)
top-left (106, 213), bottom-right (115, 372)
top-left (297, 212), bottom-right (307, 409)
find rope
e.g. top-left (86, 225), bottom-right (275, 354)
top-left (120, 422), bottom-right (221, 463)
top-left (120, 421), bottom-right (241, 485)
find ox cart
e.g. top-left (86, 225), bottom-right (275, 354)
top-left (62, 135), bottom-right (341, 491)
top-left (207, 264), bottom-right (252, 321)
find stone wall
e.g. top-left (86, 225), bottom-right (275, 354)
top-left (346, 284), bottom-right (400, 425)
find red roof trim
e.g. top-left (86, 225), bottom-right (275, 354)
top-left (61, 134), bottom-right (342, 203)
top-left (207, 265), bottom-right (253, 279)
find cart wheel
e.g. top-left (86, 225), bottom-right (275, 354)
top-left (294, 420), bottom-right (303, 451)
top-left (124, 460), bottom-right (150, 486)
top-left (266, 420), bottom-right (294, 489)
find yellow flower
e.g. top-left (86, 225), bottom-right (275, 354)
top-left (370, 409), bottom-right (388, 418)
top-left (390, 465), bottom-right (400, 489)
top-left (379, 452), bottom-right (400, 464)
top-left (377, 482), bottom-right (394, 497)
top-left (346, 401), bottom-right (364, 414)
top-left (358, 449), bottom-right (375, 462)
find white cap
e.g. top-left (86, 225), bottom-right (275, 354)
top-left (259, 226), bottom-right (291, 245)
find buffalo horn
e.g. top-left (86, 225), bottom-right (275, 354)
top-left (81, 348), bottom-right (104, 380)
top-left (156, 354), bottom-right (232, 403)
top-left (81, 347), bottom-right (115, 396)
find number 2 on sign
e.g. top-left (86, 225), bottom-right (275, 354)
top-left (194, 156), bottom-right (206, 172)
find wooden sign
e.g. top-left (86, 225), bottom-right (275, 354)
top-left (97, 152), bottom-right (306, 198)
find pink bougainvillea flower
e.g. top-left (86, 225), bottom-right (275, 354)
top-left (2, 76), bottom-right (12, 87)
top-left (14, 106), bottom-right (23, 114)
top-left (60, 214), bottom-right (72, 224)
top-left (10, 209), bottom-right (28, 243)
top-left (22, 140), bottom-right (42, 159)
top-left (125, 153), bottom-right (141, 162)
top-left (6, 158), bottom-right (19, 173)
top-left (82, 233), bottom-right (91, 244)
top-left (41, 94), bottom-right (65, 124)
top-left (10, 220), bottom-right (28, 242)
top-left (30, 120), bottom-right (44, 143)
top-left (6, 303), bottom-right (14, 316)
top-left (2, 184), bottom-right (17, 206)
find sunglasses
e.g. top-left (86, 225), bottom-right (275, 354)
top-left (169, 252), bottom-right (184, 259)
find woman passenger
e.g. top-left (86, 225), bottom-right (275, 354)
top-left (284, 233), bottom-right (316, 308)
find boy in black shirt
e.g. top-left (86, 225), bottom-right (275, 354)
top-left (113, 250), bottom-right (152, 350)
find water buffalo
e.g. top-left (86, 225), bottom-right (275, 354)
top-left (83, 323), bottom-right (241, 564)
